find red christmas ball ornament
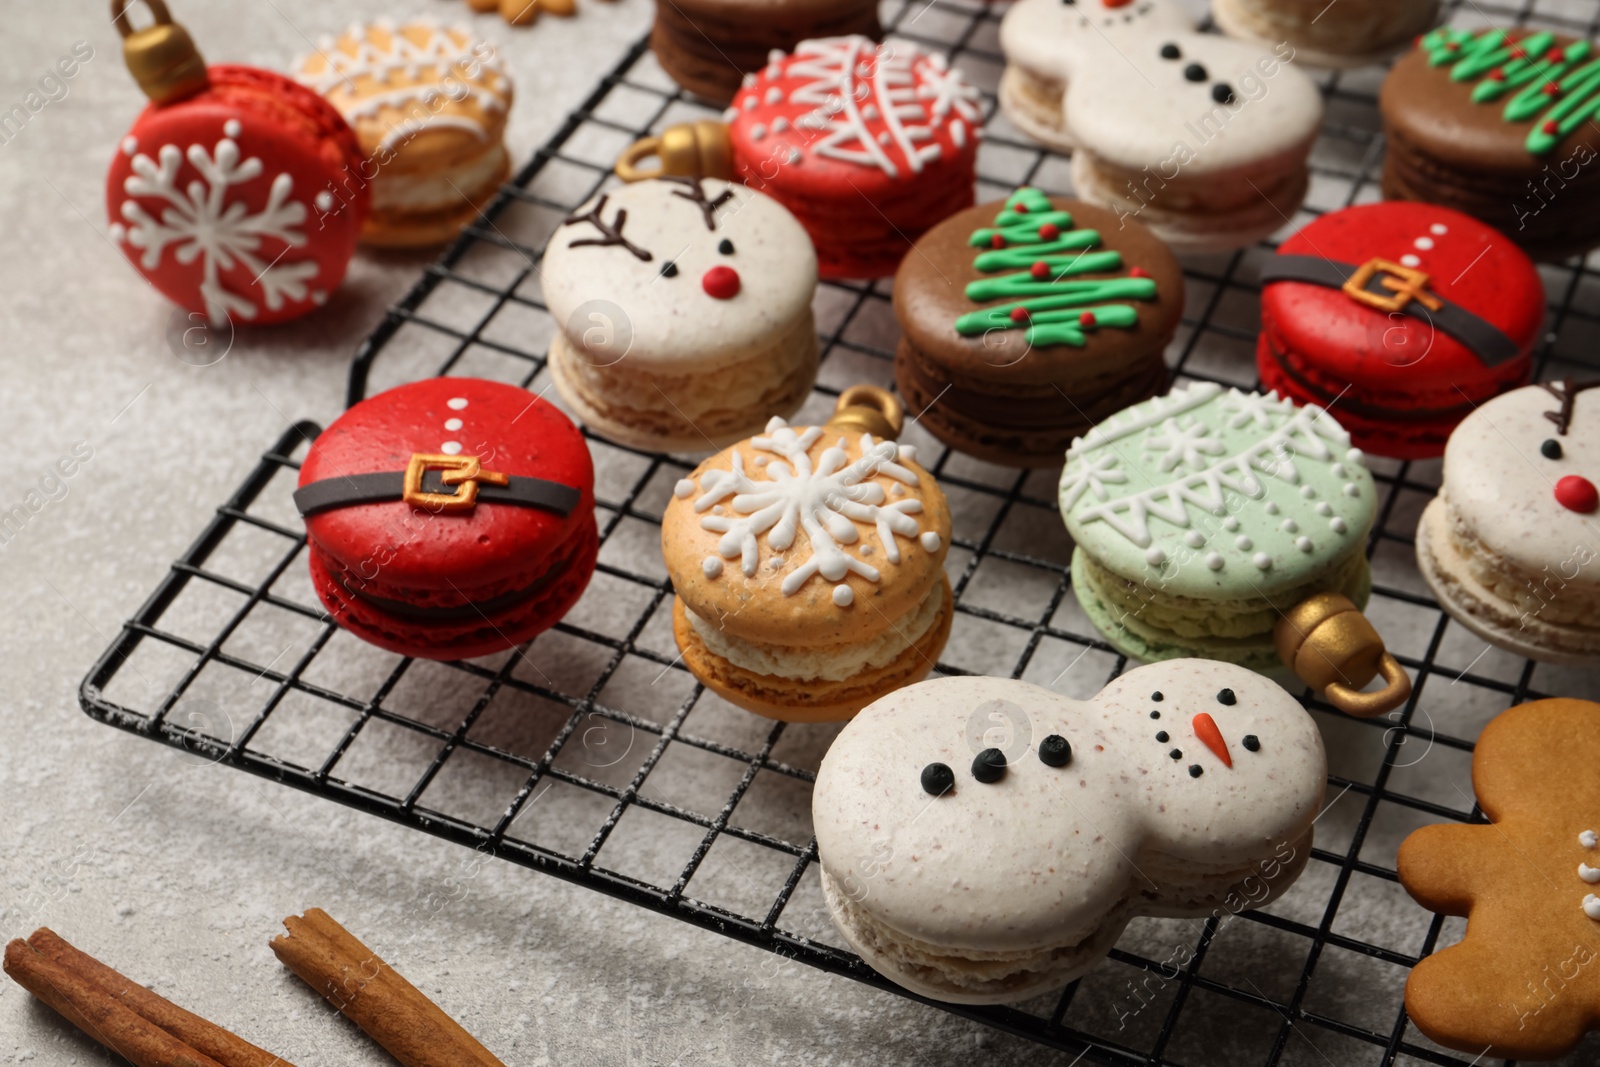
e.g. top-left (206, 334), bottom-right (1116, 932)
top-left (1554, 475), bottom-right (1599, 514)
top-left (701, 265), bottom-right (742, 300)
top-left (107, 1), bottom-right (367, 326)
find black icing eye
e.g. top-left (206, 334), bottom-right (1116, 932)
top-left (1217, 688), bottom-right (1237, 706)
top-left (1159, 42), bottom-right (1181, 60)
top-left (1242, 735), bottom-right (1261, 752)
top-left (972, 748), bottom-right (1007, 783)
top-left (1038, 735), bottom-right (1073, 767)
top-left (1149, 710), bottom-right (1161, 719)
top-left (921, 762), bottom-right (954, 796)
top-left (1155, 731), bottom-right (1170, 742)
top-left (1151, 691), bottom-right (1164, 702)
top-left (1188, 764), bottom-right (1204, 778)
top-left (718, 238), bottom-right (735, 255)
top-left (659, 260), bottom-right (679, 278)
top-left (1169, 748), bottom-right (1182, 760)
top-left (1212, 83), bottom-right (1235, 104)
top-left (1184, 63), bottom-right (1207, 82)
top-left (1542, 438), bottom-right (1564, 460)
top-left (1061, 0), bottom-right (1075, 5)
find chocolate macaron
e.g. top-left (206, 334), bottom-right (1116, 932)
top-left (893, 187), bottom-right (1183, 467)
top-left (1381, 26), bottom-right (1600, 260)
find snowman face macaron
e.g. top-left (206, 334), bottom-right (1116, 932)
top-left (812, 661), bottom-right (1326, 1004)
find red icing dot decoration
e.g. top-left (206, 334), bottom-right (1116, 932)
top-left (1488, 68), bottom-right (1506, 81)
top-left (1547, 47), bottom-right (1567, 62)
top-left (1038, 222), bottom-right (1060, 240)
top-left (1129, 266), bottom-right (1150, 278)
top-left (1445, 40), bottom-right (1460, 51)
top-left (1510, 47), bottom-right (1526, 59)
top-left (991, 233), bottom-right (1006, 249)
top-left (1102, 0), bottom-right (1135, 8)
top-left (1030, 261), bottom-right (1050, 280)
top-left (1555, 475), bottom-right (1599, 513)
top-left (1013, 202), bottom-right (1029, 214)
top-left (1543, 82), bottom-right (1562, 97)
top-left (1544, 119), bottom-right (1561, 134)
top-left (1078, 312), bottom-right (1096, 328)
top-left (701, 265), bottom-right (741, 300)
top-left (1009, 307), bottom-right (1031, 323)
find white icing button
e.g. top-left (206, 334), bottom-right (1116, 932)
top-left (920, 531), bottom-right (942, 552)
top-left (1333, 464), bottom-right (1347, 478)
top-left (1300, 486), bottom-right (1316, 499)
top-left (765, 86), bottom-right (782, 104)
top-left (1282, 519), bottom-right (1299, 533)
top-left (674, 479), bottom-right (695, 499)
top-left (1223, 516), bottom-right (1240, 532)
top-left (1330, 517), bottom-right (1348, 534)
top-left (703, 557), bottom-right (724, 579)
top-left (1430, 223), bottom-right (1448, 235)
top-left (440, 441), bottom-right (463, 455)
top-left (712, 505), bottom-right (725, 516)
top-left (1343, 483), bottom-right (1360, 497)
top-left (1316, 502), bottom-right (1332, 516)
top-left (1206, 552), bottom-right (1224, 570)
top-left (1235, 535), bottom-right (1252, 551)
top-left (1253, 552), bottom-right (1272, 570)
top-left (447, 397), bottom-right (468, 410)
top-left (1265, 502), bottom-right (1280, 515)
top-left (832, 585), bottom-right (854, 607)
top-left (1346, 448), bottom-right (1364, 464)
top-left (785, 148), bottom-right (801, 164)
top-left (1414, 237), bottom-right (1434, 250)
top-left (1586, 894), bottom-right (1600, 920)
top-left (743, 96), bottom-right (758, 110)
top-left (1581, 864), bottom-right (1600, 884)
top-left (749, 123), bottom-right (766, 141)
top-left (312, 290), bottom-right (327, 305)
top-left (445, 418), bottom-right (463, 431)
top-left (314, 191), bottom-right (336, 213)
top-left (122, 136), bottom-right (138, 155)
top-left (223, 118), bottom-right (242, 138)
top-left (1583, 830), bottom-right (1599, 849)
top-left (1146, 546), bottom-right (1166, 566)
top-left (1400, 255), bottom-right (1421, 268)
top-left (772, 117), bottom-right (789, 133)
top-left (1185, 531), bottom-right (1205, 548)
top-left (1296, 537), bottom-right (1313, 552)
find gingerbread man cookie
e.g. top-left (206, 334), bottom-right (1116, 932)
top-left (1399, 698), bottom-right (1600, 1060)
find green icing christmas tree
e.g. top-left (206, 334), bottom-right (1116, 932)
top-left (953, 187), bottom-right (1159, 349)
top-left (1421, 27), bottom-right (1600, 155)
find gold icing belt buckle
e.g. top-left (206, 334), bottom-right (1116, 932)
top-left (1341, 258), bottom-right (1443, 314)
top-left (402, 453), bottom-right (508, 514)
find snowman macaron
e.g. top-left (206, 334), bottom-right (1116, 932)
top-left (813, 662), bottom-right (1326, 1004)
top-left (999, 0), bottom-right (1195, 152)
top-left (542, 177), bottom-right (820, 452)
top-left (1417, 381), bottom-right (1600, 666)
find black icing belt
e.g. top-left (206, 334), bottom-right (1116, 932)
top-left (1259, 254), bottom-right (1522, 367)
top-left (293, 469), bottom-right (580, 518)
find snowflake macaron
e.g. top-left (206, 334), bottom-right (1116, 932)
top-left (661, 388), bottom-right (952, 722)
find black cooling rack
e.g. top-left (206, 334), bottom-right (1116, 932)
top-left (81, 1), bottom-right (1600, 1064)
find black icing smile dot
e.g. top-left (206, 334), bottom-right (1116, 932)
top-left (1242, 735), bottom-right (1261, 752)
top-left (659, 260), bottom-right (679, 278)
top-left (972, 748), bottom-right (1007, 783)
top-left (1151, 691), bottom-right (1164, 702)
top-left (1212, 83), bottom-right (1236, 104)
top-left (1542, 438), bottom-right (1564, 460)
top-left (921, 762), bottom-right (954, 796)
top-left (1159, 42), bottom-right (1181, 60)
top-left (1155, 731), bottom-right (1170, 743)
top-left (1169, 748), bottom-right (1183, 760)
top-left (1184, 63), bottom-right (1208, 82)
top-left (1217, 688), bottom-right (1237, 706)
top-left (1149, 710), bottom-right (1161, 720)
top-left (718, 238), bottom-right (735, 255)
top-left (1039, 734), bottom-right (1073, 767)
top-left (1188, 764), bottom-right (1204, 778)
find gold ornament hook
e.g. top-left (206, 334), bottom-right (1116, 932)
top-left (1274, 592), bottom-right (1412, 718)
top-left (826, 386), bottom-right (904, 441)
top-left (615, 121), bottom-right (734, 183)
top-left (112, 0), bottom-right (208, 104)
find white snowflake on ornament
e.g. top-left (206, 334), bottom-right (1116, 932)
top-left (1220, 390), bottom-right (1287, 429)
top-left (1058, 452), bottom-right (1127, 510)
top-left (111, 137), bottom-right (317, 325)
top-left (692, 418), bottom-right (927, 605)
top-left (1144, 417), bottom-right (1225, 472)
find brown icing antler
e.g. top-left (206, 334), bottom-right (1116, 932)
top-left (1540, 378), bottom-right (1600, 435)
top-left (561, 194), bottom-right (652, 261)
top-left (660, 175), bottom-right (734, 231)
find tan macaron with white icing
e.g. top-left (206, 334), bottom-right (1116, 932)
top-left (813, 663), bottom-right (1326, 1004)
top-left (1067, 33), bottom-right (1322, 252)
top-left (661, 389), bottom-right (951, 722)
top-left (998, 0), bottom-right (1194, 152)
top-left (542, 177), bottom-right (819, 452)
top-left (296, 19), bottom-right (513, 247)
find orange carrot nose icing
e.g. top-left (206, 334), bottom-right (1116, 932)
top-left (1192, 712), bottom-right (1233, 768)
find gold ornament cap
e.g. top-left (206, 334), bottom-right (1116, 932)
top-left (1274, 592), bottom-right (1411, 718)
top-left (826, 386), bottom-right (904, 441)
top-left (616, 121), bottom-right (734, 183)
top-left (113, 0), bottom-right (208, 105)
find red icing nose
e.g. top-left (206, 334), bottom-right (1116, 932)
top-left (702, 265), bottom-right (741, 300)
top-left (1101, 0), bottom-right (1135, 7)
top-left (1555, 475), bottom-right (1599, 513)
top-left (1192, 713), bottom-right (1233, 769)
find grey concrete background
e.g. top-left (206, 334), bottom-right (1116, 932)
top-left (2, 1), bottom-right (1596, 1065)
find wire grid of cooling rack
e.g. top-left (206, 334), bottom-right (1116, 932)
top-left (81, 1), bottom-right (1600, 1064)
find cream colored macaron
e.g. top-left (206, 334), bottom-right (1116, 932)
top-left (543, 177), bottom-right (819, 452)
top-left (1213, 0), bottom-right (1438, 69)
top-left (661, 389), bottom-right (951, 722)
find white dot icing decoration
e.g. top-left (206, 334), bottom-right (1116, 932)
top-left (674, 479), bottom-right (695, 499)
top-left (703, 557), bottom-right (724, 578)
top-left (920, 531), bottom-right (942, 552)
top-left (1254, 553), bottom-right (1272, 570)
top-left (1581, 863), bottom-right (1600, 884)
top-left (1414, 237), bottom-right (1434, 250)
top-left (1147, 547), bottom-right (1166, 566)
top-left (1583, 830), bottom-right (1598, 849)
top-left (223, 119), bottom-right (242, 138)
top-left (1296, 537), bottom-right (1313, 552)
top-left (441, 440), bottom-right (463, 455)
top-left (1400, 254), bottom-right (1421, 268)
top-left (1430, 223), bottom-right (1448, 235)
top-left (445, 418), bottom-right (463, 431)
top-left (448, 397), bottom-right (468, 410)
top-left (1185, 531), bottom-right (1206, 548)
top-left (1235, 535), bottom-right (1252, 551)
top-left (833, 585), bottom-right (855, 607)
top-left (1585, 894), bottom-right (1600, 920)
top-left (1206, 552), bottom-right (1224, 570)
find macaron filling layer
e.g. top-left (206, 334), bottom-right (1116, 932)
top-left (370, 143), bottom-right (507, 214)
top-left (1441, 496), bottom-right (1600, 631)
top-left (684, 580), bottom-right (944, 682)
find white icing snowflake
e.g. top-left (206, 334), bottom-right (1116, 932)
top-left (1221, 390), bottom-right (1288, 429)
top-left (1144, 417), bottom-right (1226, 472)
top-left (114, 138), bottom-right (317, 325)
top-left (693, 418), bottom-right (926, 602)
top-left (1058, 453), bottom-right (1127, 510)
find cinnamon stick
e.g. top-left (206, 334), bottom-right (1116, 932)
top-left (270, 908), bottom-right (504, 1067)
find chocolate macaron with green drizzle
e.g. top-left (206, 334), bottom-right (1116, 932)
top-left (1381, 26), bottom-right (1600, 260)
top-left (893, 187), bottom-right (1182, 468)
top-left (1061, 382), bottom-right (1412, 717)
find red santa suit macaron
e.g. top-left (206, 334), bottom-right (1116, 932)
top-left (107, 65), bottom-right (368, 326)
top-left (725, 36), bottom-right (981, 279)
top-left (1257, 202), bottom-right (1542, 459)
top-left (295, 379), bottom-right (597, 661)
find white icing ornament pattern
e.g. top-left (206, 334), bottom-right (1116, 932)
top-left (691, 418), bottom-right (929, 606)
top-left (114, 137), bottom-right (318, 325)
